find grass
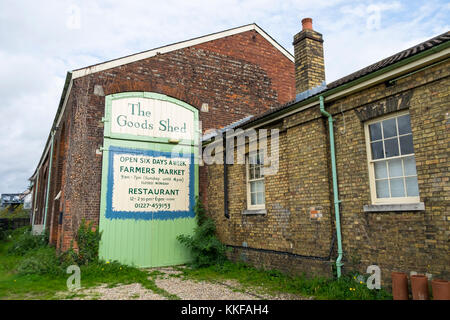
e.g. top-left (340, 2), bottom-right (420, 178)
top-left (0, 227), bottom-right (178, 300)
top-left (1, 227), bottom-right (392, 300)
top-left (178, 261), bottom-right (393, 300)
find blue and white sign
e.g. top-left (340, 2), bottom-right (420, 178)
top-left (105, 146), bottom-right (195, 221)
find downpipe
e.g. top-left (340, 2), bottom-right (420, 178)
top-left (43, 129), bottom-right (56, 230)
top-left (319, 96), bottom-right (344, 278)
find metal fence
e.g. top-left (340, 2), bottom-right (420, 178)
top-left (0, 218), bottom-right (30, 232)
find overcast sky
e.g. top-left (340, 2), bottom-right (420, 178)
top-left (0, 0), bottom-right (448, 194)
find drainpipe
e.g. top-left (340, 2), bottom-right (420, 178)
top-left (31, 171), bottom-right (39, 228)
top-left (319, 96), bottom-right (344, 278)
top-left (223, 131), bottom-right (230, 219)
top-left (43, 129), bottom-right (56, 231)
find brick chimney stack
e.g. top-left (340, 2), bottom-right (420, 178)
top-left (293, 18), bottom-right (325, 94)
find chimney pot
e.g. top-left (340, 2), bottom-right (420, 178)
top-left (302, 18), bottom-right (313, 30)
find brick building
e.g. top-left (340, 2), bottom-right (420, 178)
top-left (29, 17), bottom-right (449, 286)
top-left (29, 24), bottom-right (295, 261)
top-left (205, 20), bottom-right (449, 287)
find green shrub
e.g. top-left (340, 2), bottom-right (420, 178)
top-left (7, 227), bottom-right (48, 255)
top-left (63, 219), bottom-right (102, 266)
top-left (177, 199), bottom-right (227, 268)
top-left (17, 247), bottom-right (63, 276)
top-left (58, 247), bottom-right (79, 269)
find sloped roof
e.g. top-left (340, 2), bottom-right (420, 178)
top-left (235, 30), bottom-right (450, 129)
top-left (72, 23), bottom-right (294, 78)
top-left (326, 31), bottom-right (450, 90)
top-left (30, 23), bottom-right (294, 178)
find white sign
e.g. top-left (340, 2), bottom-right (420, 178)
top-left (111, 152), bottom-right (190, 213)
top-left (110, 97), bottom-right (195, 141)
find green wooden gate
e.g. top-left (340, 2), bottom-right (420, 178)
top-left (98, 92), bottom-right (199, 267)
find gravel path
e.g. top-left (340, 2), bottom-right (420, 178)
top-left (59, 266), bottom-right (309, 300)
top-left (66, 283), bottom-right (166, 300)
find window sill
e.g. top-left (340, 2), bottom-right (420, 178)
top-left (242, 209), bottom-right (267, 215)
top-left (363, 202), bottom-right (425, 212)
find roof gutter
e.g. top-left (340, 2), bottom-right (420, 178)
top-left (43, 130), bottom-right (56, 230)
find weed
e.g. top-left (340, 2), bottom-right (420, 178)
top-left (180, 260), bottom-right (392, 300)
top-left (7, 226), bottom-right (48, 256)
top-left (73, 219), bottom-right (102, 265)
top-left (0, 221), bottom-right (180, 299)
top-left (17, 247), bottom-right (64, 276)
top-left (177, 198), bottom-right (227, 268)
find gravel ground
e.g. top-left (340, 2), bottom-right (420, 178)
top-left (59, 267), bottom-right (309, 300)
top-left (60, 283), bottom-right (166, 300)
top-left (154, 276), bottom-right (259, 300)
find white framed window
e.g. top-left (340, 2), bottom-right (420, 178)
top-left (365, 111), bottom-right (420, 204)
top-left (246, 153), bottom-right (265, 210)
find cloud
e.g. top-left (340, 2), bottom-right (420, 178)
top-left (0, 0), bottom-right (448, 193)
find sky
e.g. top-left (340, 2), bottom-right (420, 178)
top-left (0, 0), bottom-right (449, 194)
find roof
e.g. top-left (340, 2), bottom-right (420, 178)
top-left (236, 31), bottom-right (450, 129)
top-left (30, 23), bottom-right (294, 178)
top-left (72, 23), bottom-right (294, 79)
top-left (326, 31), bottom-right (450, 90)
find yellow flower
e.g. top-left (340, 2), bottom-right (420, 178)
top-left (106, 261), bottom-right (110, 264)
top-left (360, 281), bottom-right (363, 284)
top-left (102, 268), bottom-right (104, 271)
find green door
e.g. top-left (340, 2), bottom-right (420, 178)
top-left (98, 92), bottom-right (199, 267)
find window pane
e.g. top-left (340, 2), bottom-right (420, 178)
top-left (376, 180), bottom-right (389, 198)
top-left (251, 180), bottom-right (262, 192)
top-left (403, 157), bottom-right (417, 176)
top-left (254, 166), bottom-right (261, 179)
top-left (256, 180), bottom-right (264, 192)
top-left (406, 177), bottom-right (419, 196)
top-left (251, 192), bottom-right (257, 205)
top-left (249, 166), bottom-right (254, 180)
top-left (256, 192), bottom-right (264, 204)
top-left (398, 114), bottom-right (412, 135)
top-left (400, 135), bottom-right (414, 155)
top-left (369, 122), bottom-right (382, 141)
top-left (384, 138), bottom-right (399, 158)
top-left (371, 141), bottom-right (384, 159)
top-left (382, 118), bottom-right (397, 138)
top-left (390, 178), bottom-right (405, 197)
top-left (388, 158), bottom-right (403, 177)
top-left (374, 161), bottom-right (388, 179)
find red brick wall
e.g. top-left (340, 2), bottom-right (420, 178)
top-left (196, 31), bottom-right (295, 106)
top-left (51, 30), bottom-right (294, 251)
